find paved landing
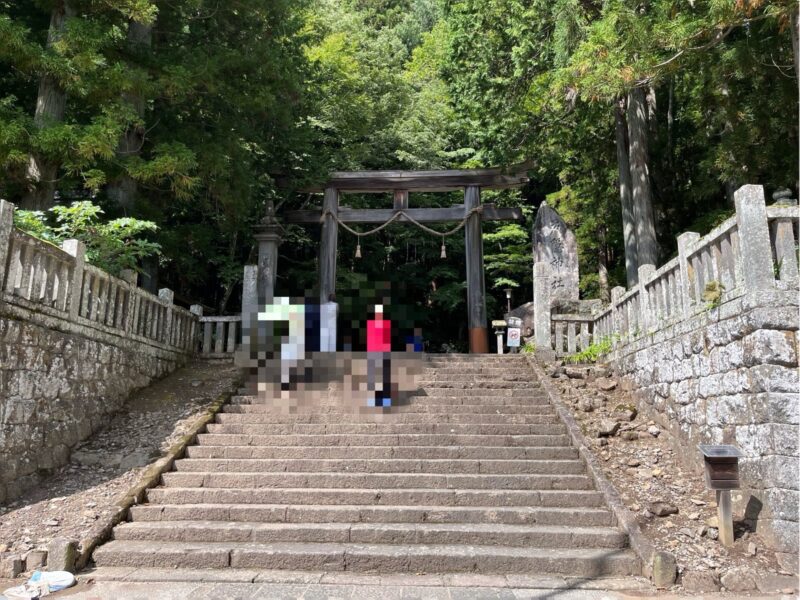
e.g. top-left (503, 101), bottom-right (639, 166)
top-left (62, 571), bottom-right (656, 599)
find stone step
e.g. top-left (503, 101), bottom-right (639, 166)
top-left (422, 363), bottom-right (536, 372)
top-left (231, 393), bottom-right (549, 404)
top-left (222, 403), bottom-right (557, 415)
top-left (129, 504), bottom-right (614, 527)
top-left (418, 376), bottom-right (537, 383)
top-left (196, 433), bottom-right (573, 447)
top-left (146, 488), bottom-right (607, 508)
top-left (113, 521), bottom-right (627, 549)
top-left (204, 423), bottom-right (567, 436)
top-left (160, 472), bottom-right (594, 490)
top-left (185, 445), bottom-right (579, 460)
top-left (93, 540), bottom-right (639, 576)
top-left (427, 354), bottom-right (529, 361)
top-left (172, 458), bottom-right (587, 475)
top-left (414, 389), bottom-right (541, 398)
top-left (416, 381), bottom-right (537, 389)
top-left (425, 362), bottom-right (531, 369)
top-left (213, 413), bottom-right (562, 425)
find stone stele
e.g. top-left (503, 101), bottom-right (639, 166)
top-left (532, 202), bottom-right (579, 303)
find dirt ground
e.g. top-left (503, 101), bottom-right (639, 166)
top-left (546, 360), bottom-right (798, 594)
top-left (0, 359), bottom-right (240, 577)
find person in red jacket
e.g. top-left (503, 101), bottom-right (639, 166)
top-left (366, 304), bottom-right (392, 406)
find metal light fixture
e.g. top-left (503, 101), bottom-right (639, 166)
top-left (504, 288), bottom-right (513, 313)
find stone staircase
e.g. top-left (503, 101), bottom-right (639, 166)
top-left (92, 354), bottom-right (640, 577)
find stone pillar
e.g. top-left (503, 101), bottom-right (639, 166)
top-left (237, 265), bottom-right (258, 369)
top-left (119, 269), bottom-right (137, 286)
top-left (464, 185), bottom-right (488, 353)
top-left (533, 262), bottom-right (552, 352)
top-left (0, 200), bottom-right (14, 293)
top-left (637, 264), bottom-right (655, 332)
top-left (189, 304), bottom-right (203, 354)
top-left (677, 231), bottom-right (700, 317)
top-left (319, 187), bottom-right (338, 304)
top-left (158, 288), bottom-right (174, 346)
top-left (242, 265), bottom-right (258, 312)
top-left (770, 192), bottom-right (799, 282)
top-left (61, 239), bottom-right (86, 320)
top-left (253, 200), bottom-right (282, 304)
top-left (734, 185), bottom-right (774, 292)
top-left (610, 286), bottom-right (626, 341)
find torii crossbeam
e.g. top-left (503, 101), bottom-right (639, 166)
top-left (287, 166), bottom-right (529, 353)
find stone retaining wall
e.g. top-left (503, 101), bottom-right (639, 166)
top-left (0, 307), bottom-right (189, 504)
top-left (611, 288), bottom-right (798, 568)
top-left (0, 199), bottom-right (199, 504)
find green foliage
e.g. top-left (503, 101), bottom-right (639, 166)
top-left (15, 201), bottom-right (160, 275)
top-left (521, 340), bottom-right (536, 354)
top-left (0, 0), bottom-right (796, 346)
top-left (567, 335), bottom-right (616, 363)
top-left (702, 280), bottom-right (725, 310)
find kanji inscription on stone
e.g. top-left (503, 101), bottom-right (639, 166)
top-left (532, 202), bottom-right (579, 302)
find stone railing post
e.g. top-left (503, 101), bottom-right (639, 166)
top-left (189, 304), bottom-right (203, 353)
top-left (61, 239), bottom-right (86, 320)
top-left (637, 264), bottom-right (656, 332)
top-left (677, 231), bottom-right (700, 317)
top-left (158, 288), bottom-right (174, 346)
top-left (734, 185), bottom-right (774, 292)
top-left (610, 286), bottom-right (625, 342)
top-left (119, 269), bottom-right (138, 333)
top-left (119, 269), bottom-right (137, 286)
top-left (533, 262), bottom-right (552, 353)
top-left (0, 200), bottom-right (14, 293)
top-left (769, 191), bottom-right (799, 282)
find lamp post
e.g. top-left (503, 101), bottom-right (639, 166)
top-left (252, 199), bottom-right (283, 304)
top-left (504, 288), bottom-right (513, 314)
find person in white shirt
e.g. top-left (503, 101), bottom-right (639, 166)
top-left (258, 296), bottom-right (305, 390)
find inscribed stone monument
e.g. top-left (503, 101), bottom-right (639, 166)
top-left (532, 202), bottom-right (579, 303)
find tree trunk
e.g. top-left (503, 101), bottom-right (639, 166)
top-left (614, 99), bottom-right (639, 286)
top-left (792, 7), bottom-right (799, 80)
top-left (107, 21), bottom-right (153, 211)
top-left (22, 1), bottom-right (74, 211)
top-left (646, 85), bottom-right (658, 138)
top-left (792, 8), bottom-right (799, 190)
top-left (724, 180), bottom-right (738, 208)
top-left (667, 78), bottom-right (674, 171)
top-left (627, 87), bottom-right (659, 268)
top-left (598, 227), bottom-right (610, 302)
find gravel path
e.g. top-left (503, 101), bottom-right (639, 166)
top-left (0, 359), bottom-right (239, 575)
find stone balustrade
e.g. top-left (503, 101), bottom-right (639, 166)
top-left (198, 314), bottom-right (242, 357)
top-left (537, 185), bottom-right (799, 355)
top-left (0, 201), bottom-right (198, 354)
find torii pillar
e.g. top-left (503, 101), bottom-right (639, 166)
top-left (465, 185), bottom-right (488, 353)
top-left (319, 187), bottom-right (338, 304)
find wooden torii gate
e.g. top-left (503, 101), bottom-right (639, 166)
top-left (286, 167), bottom-right (528, 353)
